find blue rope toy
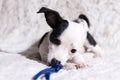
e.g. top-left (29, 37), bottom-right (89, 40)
top-left (33, 63), bottom-right (63, 80)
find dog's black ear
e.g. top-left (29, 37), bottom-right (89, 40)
top-left (37, 7), bottom-right (63, 29)
top-left (79, 14), bottom-right (90, 27)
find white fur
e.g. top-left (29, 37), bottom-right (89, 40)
top-left (39, 19), bottom-right (101, 70)
top-left (84, 40), bottom-right (101, 57)
top-left (47, 20), bottom-right (88, 64)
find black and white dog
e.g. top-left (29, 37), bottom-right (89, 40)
top-left (37, 7), bottom-right (101, 70)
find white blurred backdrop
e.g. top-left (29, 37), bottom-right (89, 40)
top-left (0, 0), bottom-right (120, 80)
top-left (0, 0), bottom-right (120, 53)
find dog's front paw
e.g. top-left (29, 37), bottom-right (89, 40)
top-left (93, 53), bottom-right (101, 58)
top-left (63, 63), bottom-right (76, 70)
top-left (75, 63), bottom-right (89, 69)
top-left (63, 63), bottom-right (90, 70)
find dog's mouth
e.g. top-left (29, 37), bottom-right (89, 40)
top-left (49, 58), bottom-right (61, 67)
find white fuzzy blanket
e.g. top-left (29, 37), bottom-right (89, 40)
top-left (0, 0), bottom-right (120, 80)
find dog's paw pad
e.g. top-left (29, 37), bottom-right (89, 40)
top-left (75, 63), bottom-right (89, 69)
top-left (63, 63), bottom-right (76, 70)
top-left (93, 53), bottom-right (101, 58)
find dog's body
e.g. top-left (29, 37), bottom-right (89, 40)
top-left (37, 7), bottom-right (101, 70)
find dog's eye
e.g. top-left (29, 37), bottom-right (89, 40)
top-left (71, 49), bottom-right (77, 53)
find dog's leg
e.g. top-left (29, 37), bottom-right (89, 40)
top-left (63, 62), bottom-right (76, 70)
top-left (38, 32), bottom-right (49, 63)
top-left (85, 32), bottom-right (101, 57)
top-left (85, 43), bottom-right (101, 58)
top-left (71, 52), bottom-right (89, 69)
top-left (92, 45), bottom-right (101, 58)
top-left (63, 51), bottom-right (88, 70)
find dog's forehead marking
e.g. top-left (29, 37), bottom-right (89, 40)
top-left (59, 20), bottom-right (87, 42)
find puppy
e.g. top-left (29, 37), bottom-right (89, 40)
top-left (37, 7), bottom-right (101, 70)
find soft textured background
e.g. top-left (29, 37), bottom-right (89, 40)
top-left (0, 0), bottom-right (120, 80)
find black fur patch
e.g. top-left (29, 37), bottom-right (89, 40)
top-left (37, 7), bottom-right (64, 29)
top-left (50, 20), bottom-right (68, 45)
top-left (37, 7), bottom-right (69, 45)
top-left (87, 32), bottom-right (97, 46)
top-left (79, 14), bottom-right (90, 27)
top-left (38, 32), bottom-right (49, 48)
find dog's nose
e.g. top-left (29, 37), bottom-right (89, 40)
top-left (71, 49), bottom-right (77, 53)
top-left (49, 58), bottom-right (61, 67)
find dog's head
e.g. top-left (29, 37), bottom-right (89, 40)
top-left (37, 7), bottom-right (89, 66)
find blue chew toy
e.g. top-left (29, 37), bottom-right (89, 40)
top-left (33, 63), bottom-right (63, 80)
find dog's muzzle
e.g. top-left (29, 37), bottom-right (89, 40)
top-left (49, 58), bottom-right (61, 67)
